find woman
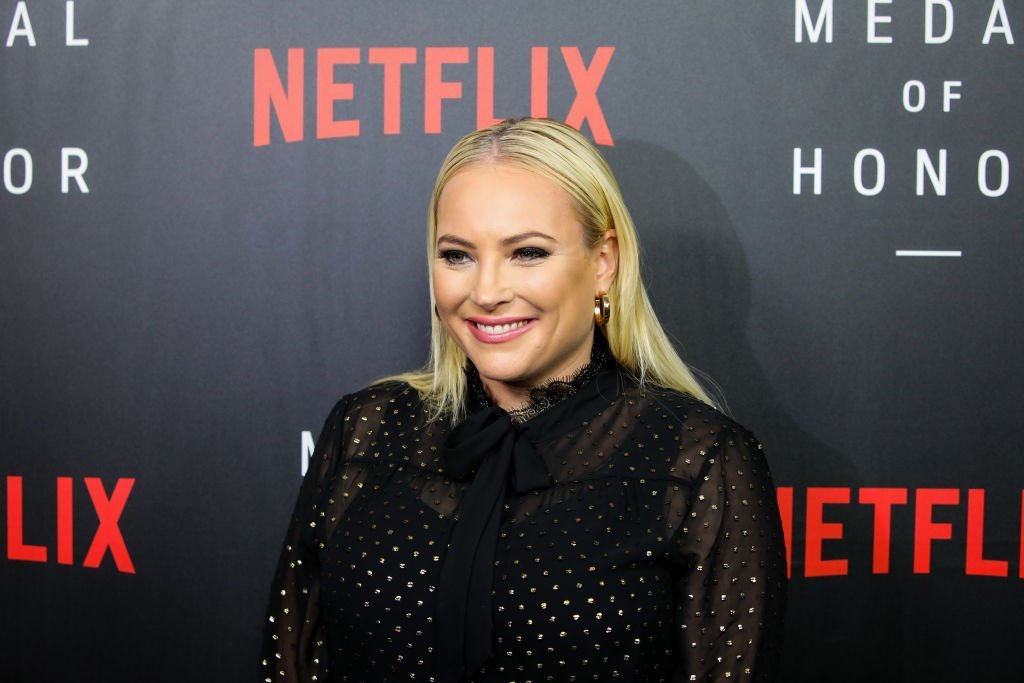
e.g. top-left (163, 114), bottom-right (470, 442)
top-left (262, 118), bottom-right (786, 682)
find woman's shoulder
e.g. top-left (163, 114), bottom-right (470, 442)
top-left (635, 383), bottom-right (761, 446)
top-left (314, 380), bottom-right (431, 463)
top-left (628, 385), bottom-right (773, 485)
top-left (334, 379), bottom-right (424, 420)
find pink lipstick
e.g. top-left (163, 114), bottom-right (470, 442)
top-left (466, 316), bottom-right (536, 343)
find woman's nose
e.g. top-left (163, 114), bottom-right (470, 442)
top-left (470, 261), bottom-right (513, 310)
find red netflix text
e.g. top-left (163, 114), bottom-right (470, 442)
top-left (252, 46), bottom-right (616, 147)
top-left (4, 476), bottom-right (136, 574)
top-left (777, 487), bottom-right (1024, 579)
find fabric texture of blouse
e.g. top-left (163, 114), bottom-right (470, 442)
top-left (261, 354), bottom-right (787, 682)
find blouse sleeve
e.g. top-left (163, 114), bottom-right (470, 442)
top-left (260, 397), bottom-right (350, 683)
top-left (672, 423), bottom-right (788, 682)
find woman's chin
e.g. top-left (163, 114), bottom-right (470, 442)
top-left (473, 365), bottom-right (529, 389)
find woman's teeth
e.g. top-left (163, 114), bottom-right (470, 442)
top-left (475, 320), bottom-right (529, 334)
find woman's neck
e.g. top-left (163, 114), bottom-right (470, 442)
top-left (480, 340), bottom-right (595, 412)
top-left (468, 333), bottom-right (613, 422)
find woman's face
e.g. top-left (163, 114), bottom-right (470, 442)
top-left (433, 162), bottom-right (617, 409)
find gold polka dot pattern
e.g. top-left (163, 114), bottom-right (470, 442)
top-left (261, 375), bottom-right (786, 681)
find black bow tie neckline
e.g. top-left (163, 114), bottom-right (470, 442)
top-left (435, 358), bottom-right (620, 682)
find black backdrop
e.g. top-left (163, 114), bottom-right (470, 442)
top-left (2, 2), bottom-right (1022, 681)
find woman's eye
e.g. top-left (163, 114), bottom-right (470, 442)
top-left (439, 249), bottom-right (470, 265)
top-left (514, 246), bottom-right (550, 261)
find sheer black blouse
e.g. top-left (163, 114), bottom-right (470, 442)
top-left (261, 362), bottom-right (787, 682)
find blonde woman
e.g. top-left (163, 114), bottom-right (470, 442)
top-left (262, 118), bottom-right (786, 682)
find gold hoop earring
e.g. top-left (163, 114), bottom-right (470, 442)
top-left (594, 294), bottom-right (610, 327)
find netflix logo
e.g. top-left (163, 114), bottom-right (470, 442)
top-left (4, 475), bottom-right (136, 574)
top-left (778, 486), bottom-right (1024, 579)
top-left (253, 45), bottom-right (616, 147)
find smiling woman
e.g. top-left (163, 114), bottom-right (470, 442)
top-left (261, 118), bottom-right (787, 683)
top-left (432, 163), bottom-right (618, 409)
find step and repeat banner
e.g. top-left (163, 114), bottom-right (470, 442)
top-left (2, 2), bottom-right (1021, 681)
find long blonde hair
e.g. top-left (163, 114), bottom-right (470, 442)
top-left (380, 117), bottom-right (716, 422)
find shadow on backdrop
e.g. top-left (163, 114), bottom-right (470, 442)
top-left (604, 139), bottom-right (906, 683)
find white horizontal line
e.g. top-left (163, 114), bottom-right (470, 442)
top-left (895, 250), bottom-right (962, 257)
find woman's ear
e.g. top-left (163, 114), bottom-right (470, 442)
top-left (594, 229), bottom-right (619, 292)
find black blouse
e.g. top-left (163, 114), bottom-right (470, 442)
top-left (261, 360), bottom-right (787, 682)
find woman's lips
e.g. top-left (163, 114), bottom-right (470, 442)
top-left (466, 318), bottom-right (536, 343)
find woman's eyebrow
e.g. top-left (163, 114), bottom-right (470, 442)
top-left (436, 231), bottom-right (557, 248)
top-left (436, 234), bottom-right (474, 248)
top-left (501, 231), bottom-right (557, 246)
